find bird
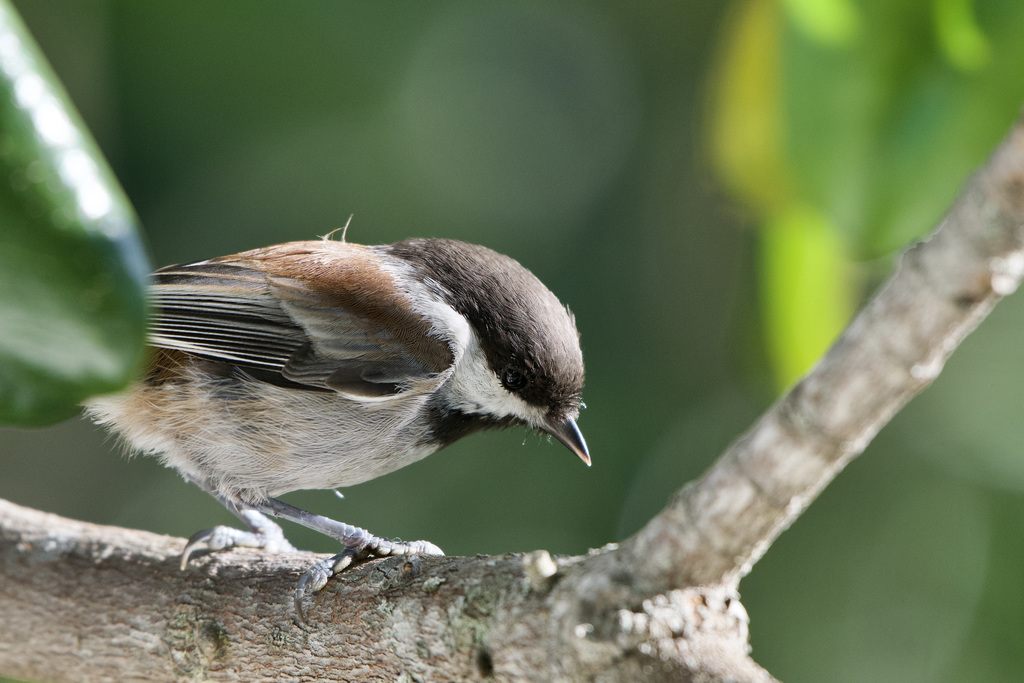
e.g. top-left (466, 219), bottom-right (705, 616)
top-left (84, 235), bottom-right (588, 617)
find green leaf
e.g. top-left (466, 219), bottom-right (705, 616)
top-left (708, 0), bottom-right (793, 216)
top-left (709, 0), bottom-right (1024, 386)
top-left (0, 0), bottom-right (149, 426)
top-left (934, 0), bottom-right (992, 71)
top-left (761, 205), bottom-right (854, 388)
top-left (782, 0), bottom-right (862, 46)
top-left (782, 0), bottom-right (1024, 256)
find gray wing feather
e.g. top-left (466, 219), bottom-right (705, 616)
top-left (150, 262), bottom-right (440, 396)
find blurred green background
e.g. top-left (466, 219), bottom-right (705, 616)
top-left (2, 1), bottom-right (1024, 681)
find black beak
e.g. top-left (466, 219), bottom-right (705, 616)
top-left (542, 416), bottom-right (591, 466)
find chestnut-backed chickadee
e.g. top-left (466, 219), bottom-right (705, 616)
top-left (85, 236), bottom-right (588, 613)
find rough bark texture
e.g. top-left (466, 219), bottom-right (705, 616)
top-left (3, 113), bottom-right (1024, 682)
top-left (0, 501), bottom-right (766, 682)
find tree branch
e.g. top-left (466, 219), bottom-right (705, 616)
top-left (0, 499), bottom-right (765, 682)
top-left (623, 109), bottom-right (1024, 594)
top-left (3, 112), bottom-right (1023, 682)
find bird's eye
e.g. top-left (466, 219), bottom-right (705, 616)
top-left (501, 366), bottom-right (528, 391)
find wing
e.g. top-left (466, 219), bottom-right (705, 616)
top-left (150, 241), bottom-right (455, 398)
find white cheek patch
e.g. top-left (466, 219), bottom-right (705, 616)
top-left (444, 330), bottom-right (546, 425)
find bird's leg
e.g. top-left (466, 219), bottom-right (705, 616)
top-left (179, 479), bottom-right (298, 570)
top-left (256, 497), bottom-right (443, 559)
top-left (178, 479), bottom-right (443, 623)
top-left (252, 497), bottom-right (444, 621)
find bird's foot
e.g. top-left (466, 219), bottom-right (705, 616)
top-left (294, 536), bottom-right (444, 624)
top-left (180, 509), bottom-right (297, 570)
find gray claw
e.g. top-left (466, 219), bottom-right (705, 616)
top-left (293, 538), bottom-right (445, 624)
top-left (295, 547), bottom-right (360, 626)
top-left (179, 519), bottom-right (297, 570)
